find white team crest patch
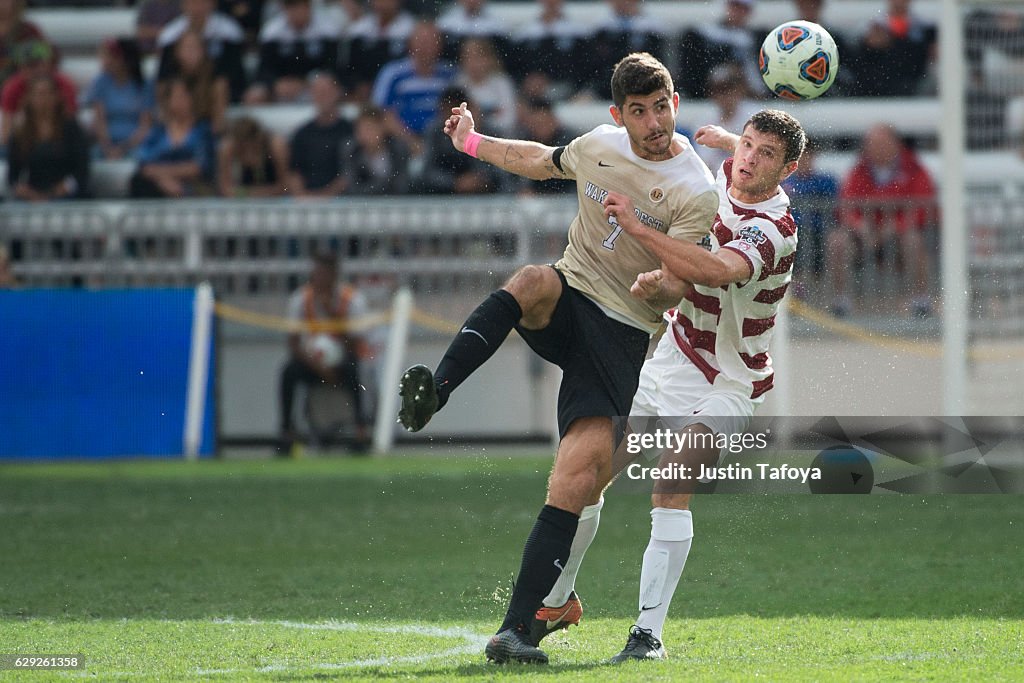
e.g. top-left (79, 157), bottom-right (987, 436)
top-left (649, 187), bottom-right (665, 203)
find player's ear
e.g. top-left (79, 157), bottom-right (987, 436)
top-left (609, 104), bottom-right (623, 127)
top-left (781, 160), bottom-right (799, 181)
top-left (672, 92), bottom-right (679, 112)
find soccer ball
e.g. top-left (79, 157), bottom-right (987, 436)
top-left (307, 333), bottom-right (343, 367)
top-left (759, 20), bottom-right (839, 100)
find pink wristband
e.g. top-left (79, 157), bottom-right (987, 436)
top-left (464, 131), bottom-right (484, 158)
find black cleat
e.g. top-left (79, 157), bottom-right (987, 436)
top-left (397, 365), bottom-right (439, 432)
top-left (609, 625), bottom-right (667, 663)
top-left (528, 591), bottom-right (583, 646)
top-left (485, 626), bottom-right (549, 664)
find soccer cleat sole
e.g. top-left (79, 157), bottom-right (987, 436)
top-left (484, 631), bottom-right (549, 665)
top-left (609, 648), bottom-right (667, 664)
top-left (397, 364), bottom-right (439, 432)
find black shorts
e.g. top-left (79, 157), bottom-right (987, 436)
top-left (516, 267), bottom-right (651, 438)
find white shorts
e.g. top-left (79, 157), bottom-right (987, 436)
top-left (629, 331), bottom-right (758, 446)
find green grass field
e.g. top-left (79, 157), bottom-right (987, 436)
top-left (2, 452), bottom-right (1023, 681)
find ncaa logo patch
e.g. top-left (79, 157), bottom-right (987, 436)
top-left (740, 226), bottom-right (767, 246)
top-left (649, 187), bottom-right (665, 203)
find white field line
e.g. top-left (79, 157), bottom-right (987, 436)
top-left (59, 618), bottom-right (488, 678)
top-left (197, 618), bottom-right (489, 675)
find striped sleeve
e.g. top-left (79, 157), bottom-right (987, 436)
top-left (720, 219), bottom-right (788, 285)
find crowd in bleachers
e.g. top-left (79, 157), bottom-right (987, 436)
top-left (4, 0), bottom-right (1024, 319)
top-left (0, 0), bottom-right (964, 203)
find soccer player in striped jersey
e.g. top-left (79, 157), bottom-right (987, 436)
top-left (600, 109), bottom-right (806, 661)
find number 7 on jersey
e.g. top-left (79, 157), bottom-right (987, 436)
top-left (602, 215), bottom-right (624, 251)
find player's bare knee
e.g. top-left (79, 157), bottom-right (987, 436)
top-left (503, 265), bottom-right (560, 326)
top-left (546, 466), bottom-right (599, 513)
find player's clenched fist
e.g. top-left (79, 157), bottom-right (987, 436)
top-left (444, 101), bottom-right (476, 153)
top-left (602, 192), bottom-right (641, 235)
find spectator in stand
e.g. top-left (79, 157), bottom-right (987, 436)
top-left (245, 0), bottom-right (341, 104)
top-left (508, 0), bottom-right (592, 100)
top-left (85, 38), bottom-right (155, 160)
top-left (413, 86), bottom-right (502, 194)
top-left (217, 116), bottom-right (289, 197)
top-left (372, 21), bottom-right (455, 150)
top-left (825, 124), bottom-right (936, 318)
top-left (0, 243), bottom-right (16, 288)
top-left (696, 63), bottom-right (760, 173)
top-left (454, 37), bottom-right (516, 136)
top-left (782, 139), bottom-right (838, 283)
top-left (512, 95), bottom-right (574, 196)
top-left (130, 76), bottom-right (215, 198)
top-left (157, 0), bottom-right (246, 102)
top-left (0, 0), bottom-right (46, 88)
top-left (218, 0), bottom-right (264, 46)
top-left (436, 0), bottom-right (505, 60)
top-left (136, 0), bottom-right (181, 55)
top-left (288, 72), bottom-right (352, 198)
top-left (279, 250), bottom-right (372, 453)
top-left (342, 0), bottom-right (415, 101)
top-left (589, 0), bottom-right (666, 99)
top-left (161, 28), bottom-right (228, 133)
top-left (7, 74), bottom-right (89, 201)
top-left (965, 9), bottom-right (1024, 148)
top-left (342, 104), bottom-right (410, 195)
top-left (677, 0), bottom-right (761, 98)
top-left (0, 41), bottom-right (77, 146)
top-left (849, 0), bottom-right (936, 97)
top-left (966, 8), bottom-right (1024, 87)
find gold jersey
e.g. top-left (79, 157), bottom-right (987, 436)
top-left (554, 124), bottom-right (719, 333)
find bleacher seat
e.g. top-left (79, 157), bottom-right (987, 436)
top-left (1, 150), bottom-right (1021, 201)
top-left (559, 98), bottom-right (941, 142)
top-left (27, 1), bottom-right (939, 56)
top-left (231, 97), bottom-right (941, 143)
top-left (27, 8), bottom-right (135, 53)
top-left (62, 55), bottom-right (101, 93)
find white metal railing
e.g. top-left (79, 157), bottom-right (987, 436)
top-left (3, 195), bottom-right (1022, 335)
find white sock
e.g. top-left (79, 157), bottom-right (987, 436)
top-left (634, 508), bottom-right (693, 640)
top-left (542, 497), bottom-right (603, 607)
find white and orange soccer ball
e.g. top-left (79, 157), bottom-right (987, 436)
top-left (759, 20), bottom-right (839, 100)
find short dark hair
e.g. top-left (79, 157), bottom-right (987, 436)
top-left (312, 249), bottom-right (338, 271)
top-left (743, 109), bottom-right (807, 164)
top-left (610, 52), bottom-right (674, 110)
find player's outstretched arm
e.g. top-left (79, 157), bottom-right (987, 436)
top-left (694, 125), bottom-right (740, 153)
top-left (605, 192), bottom-right (751, 288)
top-left (445, 102), bottom-right (565, 181)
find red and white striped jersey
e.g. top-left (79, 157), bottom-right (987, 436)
top-left (666, 158), bottom-right (798, 401)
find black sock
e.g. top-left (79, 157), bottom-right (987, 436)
top-left (434, 289), bottom-right (522, 409)
top-left (499, 505), bottom-right (579, 633)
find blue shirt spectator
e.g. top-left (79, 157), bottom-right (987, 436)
top-left (130, 77), bottom-right (215, 198)
top-left (136, 120), bottom-right (214, 172)
top-left (371, 21), bottom-right (455, 139)
top-left (85, 39), bottom-right (155, 159)
top-left (782, 145), bottom-right (838, 279)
